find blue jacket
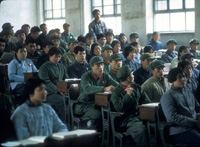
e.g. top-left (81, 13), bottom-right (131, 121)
top-left (149, 40), bottom-right (164, 51)
top-left (123, 59), bottom-right (141, 71)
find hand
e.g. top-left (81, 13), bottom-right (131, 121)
top-left (36, 45), bottom-right (41, 50)
top-left (125, 85), bottom-right (133, 96)
top-left (104, 85), bottom-right (115, 92)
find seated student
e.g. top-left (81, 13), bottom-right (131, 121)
top-left (123, 45), bottom-right (141, 71)
top-left (143, 45), bottom-right (154, 54)
top-left (74, 56), bottom-right (118, 130)
top-left (108, 53), bottom-right (122, 83)
top-left (8, 45), bottom-right (37, 95)
top-left (51, 35), bottom-right (66, 54)
top-left (77, 35), bottom-right (87, 47)
top-left (68, 46), bottom-right (90, 78)
top-left (35, 41), bottom-right (54, 69)
top-left (111, 65), bottom-right (151, 146)
top-left (105, 31), bottom-right (114, 45)
top-left (61, 23), bottom-right (75, 44)
top-left (148, 31), bottom-right (164, 51)
top-left (134, 53), bottom-right (154, 86)
top-left (161, 68), bottom-right (200, 146)
top-left (170, 45), bottom-right (189, 69)
top-left (85, 33), bottom-right (94, 53)
top-left (15, 29), bottom-right (26, 46)
top-left (87, 42), bottom-right (102, 62)
top-left (21, 24), bottom-right (30, 36)
top-left (129, 32), bottom-right (139, 43)
top-left (0, 30), bottom-right (16, 53)
top-left (25, 38), bottom-right (40, 64)
top-left (97, 33), bottom-right (106, 48)
top-left (119, 33), bottom-right (129, 51)
top-left (111, 40), bottom-right (126, 62)
top-left (37, 23), bottom-right (48, 48)
top-left (11, 78), bottom-right (68, 140)
top-left (102, 45), bottom-right (113, 74)
top-left (26, 26), bottom-right (41, 50)
top-left (0, 38), bottom-right (6, 58)
top-left (62, 38), bottom-right (78, 69)
top-left (130, 42), bottom-right (141, 64)
top-left (141, 60), bottom-right (171, 102)
top-left (161, 39), bottom-right (178, 63)
top-left (38, 47), bottom-right (68, 123)
top-left (189, 38), bottom-right (200, 59)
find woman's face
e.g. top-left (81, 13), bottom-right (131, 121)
top-left (17, 48), bottom-right (27, 60)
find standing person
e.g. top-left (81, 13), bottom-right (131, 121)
top-left (37, 23), bottom-right (48, 47)
top-left (148, 31), bottom-right (164, 51)
top-left (61, 23), bottom-right (75, 45)
top-left (89, 9), bottom-right (107, 42)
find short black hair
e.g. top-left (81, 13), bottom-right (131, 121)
top-left (119, 33), bottom-right (126, 41)
top-left (97, 33), bottom-right (105, 40)
top-left (85, 33), bottom-right (93, 39)
top-left (130, 42), bottom-right (139, 47)
top-left (40, 23), bottom-right (46, 29)
top-left (168, 67), bottom-right (185, 83)
top-left (92, 9), bottom-right (100, 16)
top-left (74, 45), bottom-right (85, 54)
top-left (15, 44), bottom-right (26, 53)
top-left (153, 31), bottom-right (160, 36)
top-left (144, 45), bottom-right (153, 53)
top-left (31, 26), bottom-right (41, 33)
top-left (15, 29), bottom-right (25, 37)
top-left (25, 38), bottom-right (36, 45)
top-left (25, 78), bottom-right (45, 95)
top-left (21, 24), bottom-right (30, 29)
top-left (111, 40), bottom-right (120, 48)
top-left (91, 43), bottom-right (100, 56)
top-left (123, 45), bottom-right (136, 58)
top-left (105, 32), bottom-right (114, 37)
top-left (178, 61), bottom-right (193, 70)
top-left (178, 45), bottom-right (188, 60)
top-left (42, 41), bottom-right (54, 48)
top-left (49, 29), bottom-right (56, 36)
top-left (77, 35), bottom-right (86, 43)
top-left (0, 38), bottom-right (6, 43)
top-left (55, 28), bottom-right (60, 33)
top-left (48, 47), bottom-right (62, 57)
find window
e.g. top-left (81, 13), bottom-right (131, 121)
top-left (153, 0), bottom-right (195, 32)
top-left (91, 0), bottom-right (121, 35)
top-left (43, 0), bottom-right (65, 30)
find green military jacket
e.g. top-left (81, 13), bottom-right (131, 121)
top-left (75, 70), bottom-right (118, 113)
top-left (38, 61), bottom-right (69, 94)
top-left (109, 68), bottom-right (120, 83)
top-left (190, 50), bottom-right (200, 60)
top-left (103, 62), bottom-right (111, 74)
top-left (141, 77), bottom-right (171, 102)
top-left (111, 83), bottom-right (151, 121)
top-left (61, 32), bottom-right (75, 44)
top-left (62, 51), bottom-right (76, 69)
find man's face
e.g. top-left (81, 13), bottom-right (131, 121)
top-left (127, 50), bottom-right (136, 61)
top-left (0, 42), bottom-right (6, 52)
top-left (94, 11), bottom-right (101, 21)
top-left (2, 35), bottom-right (11, 43)
top-left (141, 59), bottom-right (154, 71)
top-left (94, 45), bottom-right (101, 56)
top-left (190, 43), bottom-right (199, 51)
top-left (110, 60), bottom-right (122, 71)
top-left (184, 65), bottom-right (193, 79)
top-left (75, 51), bottom-right (86, 64)
top-left (91, 63), bottom-right (104, 76)
top-left (69, 42), bottom-right (78, 52)
top-left (102, 49), bottom-right (113, 61)
top-left (52, 39), bottom-right (60, 47)
top-left (130, 37), bottom-right (139, 43)
top-left (120, 36), bottom-right (127, 44)
top-left (134, 44), bottom-right (141, 54)
top-left (23, 26), bottom-right (30, 35)
top-left (152, 66), bottom-right (164, 79)
top-left (43, 45), bottom-right (53, 54)
top-left (78, 42), bottom-right (86, 47)
top-left (113, 43), bottom-right (121, 53)
top-left (174, 74), bottom-right (187, 88)
top-left (153, 34), bottom-right (160, 42)
top-left (41, 25), bottom-right (48, 35)
top-left (49, 54), bottom-right (62, 64)
top-left (98, 37), bottom-right (106, 47)
top-left (26, 43), bottom-right (36, 54)
top-left (106, 35), bottom-right (114, 44)
top-left (167, 43), bottom-right (176, 51)
top-left (32, 84), bottom-right (47, 103)
top-left (31, 32), bottom-right (40, 39)
top-left (185, 57), bottom-right (194, 64)
top-left (64, 26), bottom-right (70, 33)
top-left (17, 33), bottom-right (26, 42)
top-left (87, 37), bottom-right (94, 45)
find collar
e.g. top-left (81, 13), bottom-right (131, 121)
top-left (26, 100), bottom-right (42, 107)
top-left (122, 85), bottom-right (128, 90)
top-left (93, 74), bottom-right (103, 80)
top-left (113, 70), bottom-right (117, 75)
top-left (104, 61), bottom-right (109, 65)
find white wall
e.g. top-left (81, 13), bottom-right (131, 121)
top-left (0, 0), bottom-right (38, 32)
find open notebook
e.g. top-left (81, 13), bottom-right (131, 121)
top-left (0, 52), bottom-right (15, 64)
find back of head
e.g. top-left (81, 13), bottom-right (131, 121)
top-left (25, 78), bottom-right (45, 96)
top-left (77, 35), bottom-right (86, 43)
top-left (31, 26), bottom-right (41, 33)
top-left (123, 45), bottom-right (135, 58)
top-left (25, 37), bottom-right (36, 45)
top-left (168, 67), bottom-right (184, 83)
top-left (144, 45), bottom-right (153, 53)
top-left (48, 47), bottom-right (62, 57)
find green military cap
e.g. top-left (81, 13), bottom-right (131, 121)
top-left (2, 22), bottom-right (13, 30)
top-left (140, 53), bottom-right (155, 60)
top-left (117, 65), bottom-right (134, 79)
top-left (109, 53), bottom-right (122, 62)
top-left (149, 60), bottom-right (165, 70)
top-left (69, 38), bottom-right (78, 44)
top-left (89, 56), bottom-right (104, 66)
top-left (0, 30), bottom-right (12, 36)
top-left (51, 35), bottom-right (60, 40)
top-left (189, 38), bottom-right (199, 45)
top-left (166, 39), bottom-right (177, 45)
top-left (130, 32), bottom-right (139, 39)
top-left (102, 45), bottom-right (113, 52)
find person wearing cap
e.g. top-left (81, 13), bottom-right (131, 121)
top-left (37, 23), bottom-right (48, 48)
top-left (141, 60), bottom-right (171, 102)
top-left (105, 31), bottom-right (114, 45)
top-left (26, 26), bottom-right (41, 50)
top-left (1, 30), bottom-right (16, 53)
top-left (39, 47), bottom-right (69, 123)
top-left (161, 39), bottom-right (178, 63)
top-left (97, 33), bottom-right (106, 47)
top-left (108, 53), bottom-right (122, 82)
top-left (51, 35), bottom-right (66, 55)
top-left (89, 9), bottom-right (108, 42)
top-left (61, 23), bottom-right (75, 44)
top-left (68, 46), bottom-right (90, 78)
top-left (133, 53), bottom-right (154, 86)
top-left (102, 45), bottom-right (113, 74)
top-left (189, 38), bottom-right (200, 59)
top-left (161, 67), bottom-right (200, 146)
top-left (130, 42), bottom-right (141, 64)
top-left (111, 65), bottom-right (151, 146)
top-left (25, 38), bottom-right (40, 61)
top-left (123, 45), bottom-right (141, 71)
top-left (129, 32), bottom-right (139, 43)
top-left (62, 38), bottom-right (78, 69)
top-left (119, 33), bottom-right (129, 51)
top-left (35, 41), bottom-right (54, 69)
top-left (111, 40), bottom-right (126, 62)
top-left (74, 56), bottom-right (118, 130)
top-left (0, 38), bottom-right (6, 58)
top-left (148, 31), bottom-right (164, 51)
top-left (21, 24), bottom-right (30, 36)
top-left (170, 46), bottom-right (189, 69)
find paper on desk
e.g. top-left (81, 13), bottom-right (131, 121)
top-left (142, 103), bottom-right (159, 107)
top-left (28, 136), bottom-right (46, 142)
top-left (1, 141), bottom-right (21, 147)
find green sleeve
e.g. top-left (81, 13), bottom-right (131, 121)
top-left (62, 54), bottom-right (69, 69)
top-left (141, 83), bottom-right (153, 102)
top-left (136, 84), bottom-right (151, 104)
top-left (106, 73), bottom-right (119, 86)
top-left (39, 66), bottom-right (57, 94)
top-left (63, 65), bottom-right (69, 79)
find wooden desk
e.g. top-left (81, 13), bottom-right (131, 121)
top-left (0, 64), bottom-right (8, 77)
top-left (57, 79), bottom-right (81, 94)
top-left (95, 92), bottom-right (112, 107)
top-left (24, 71), bottom-right (38, 81)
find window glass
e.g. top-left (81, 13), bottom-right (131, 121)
top-left (170, 12), bottom-right (185, 31)
top-left (169, 0), bottom-right (183, 10)
top-left (186, 11), bottom-right (195, 30)
top-left (104, 6), bottom-right (114, 15)
top-left (155, 13), bottom-right (170, 31)
top-left (155, 0), bottom-right (167, 11)
top-left (185, 0), bottom-right (194, 8)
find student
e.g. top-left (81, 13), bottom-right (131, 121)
top-left (0, 38), bottom-right (6, 58)
top-left (61, 23), bottom-right (75, 44)
top-left (129, 32), bottom-right (139, 43)
top-left (143, 45), bottom-right (154, 54)
top-left (97, 33), bottom-right (106, 47)
top-left (130, 42), bottom-right (141, 64)
top-left (102, 45), bottom-right (113, 74)
top-left (119, 33), bottom-right (129, 51)
top-left (170, 46), bottom-right (189, 69)
top-left (21, 24), bottom-right (30, 36)
top-left (11, 78), bottom-right (68, 140)
top-left (111, 65), bottom-right (151, 146)
top-left (161, 68), bottom-right (200, 146)
top-left (26, 26), bottom-right (41, 50)
top-left (189, 38), bottom-right (200, 59)
top-left (91, 43), bottom-right (102, 57)
top-left (1, 30), bottom-right (16, 53)
top-left (123, 45), bottom-right (141, 71)
top-left (134, 53), bottom-right (154, 86)
top-left (51, 35), bottom-right (66, 55)
top-left (8, 45), bottom-right (37, 95)
top-left (141, 60), bottom-right (171, 102)
top-left (89, 9), bottom-right (107, 42)
top-left (108, 53), bottom-right (122, 82)
top-left (85, 33), bottom-right (94, 53)
top-left (25, 38), bottom-right (40, 60)
top-left (74, 56), bottom-right (118, 130)
top-left (105, 31), bottom-right (114, 45)
top-left (15, 29), bottom-right (26, 46)
top-left (38, 47), bottom-right (68, 123)
top-left (161, 39), bottom-right (178, 63)
top-left (37, 23), bottom-right (48, 47)
top-left (68, 46), bottom-right (90, 78)
top-left (111, 40), bottom-right (126, 62)
top-left (148, 31), bottom-right (164, 51)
